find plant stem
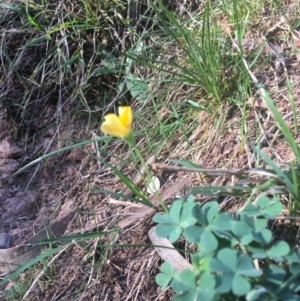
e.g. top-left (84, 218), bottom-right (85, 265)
top-left (133, 146), bottom-right (168, 212)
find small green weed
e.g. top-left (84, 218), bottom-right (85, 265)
top-left (154, 195), bottom-right (300, 301)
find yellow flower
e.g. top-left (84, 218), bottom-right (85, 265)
top-left (100, 106), bottom-right (135, 146)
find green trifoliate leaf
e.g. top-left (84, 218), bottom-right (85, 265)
top-left (156, 262), bottom-right (174, 290)
top-left (169, 200), bottom-right (182, 224)
top-left (267, 241), bottom-right (290, 257)
top-left (201, 229), bottom-right (218, 252)
top-left (232, 273), bottom-right (251, 296)
top-left (184, 225), bottom-right (204, 243)
top-left (237, 255), bottom-right (262, 277)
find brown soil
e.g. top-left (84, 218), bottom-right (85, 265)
top-left (0, 102), bottom-right (183, 300)
top-left (1, 85), bottom-right (299, 300)
top-left (1, 1), bottom-right (300, 300)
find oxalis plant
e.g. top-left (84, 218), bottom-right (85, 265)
top-left (153, 195), bottom-right (300, 301)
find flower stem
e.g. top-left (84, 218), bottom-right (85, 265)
top-left (133, 146), bottom-right (168, 212)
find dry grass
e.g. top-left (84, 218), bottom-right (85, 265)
top-left (1, 0), bottom-right (300, 300)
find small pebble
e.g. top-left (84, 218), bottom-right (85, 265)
top-left (0, 233), bottom-right (11, 249)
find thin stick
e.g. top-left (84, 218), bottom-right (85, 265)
top-left (149, 163), bottom-right (280, 178)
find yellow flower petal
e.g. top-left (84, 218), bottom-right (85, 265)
top-left (118, 106), bottom-right (132, 128)
top-left (100, 113), bottom-right (130, 138)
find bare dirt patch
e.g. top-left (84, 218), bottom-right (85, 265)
top-left (0, 91), bottom-right (182, 300)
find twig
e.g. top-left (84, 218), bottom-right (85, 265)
top-left (150, 163), bottom-right (280, 178)
top-left (148, 227), bottom-right (192, 273)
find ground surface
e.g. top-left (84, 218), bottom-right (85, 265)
top-left (0, 98), bottom-right (183, 300)
top-left (1, 0), bottom-right (300, 300)
top-left (0, 79), bottom-right (299, 300)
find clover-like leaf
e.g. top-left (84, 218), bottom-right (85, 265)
top-left (179, 269), bottom-right (197, 289)
top-left (184, 225), bottom-right (204, 243)
top-left (125, 73), bottom-right (148, 102)
top-left (193, 201), bottom-right (219, 225)
top-left (153, 214), bottom-right (174, 224)
top-left (243, 196), bottom-right (282, 219)
top-left (192, 203), bottom-right (206, 225)
top-left (262, 264), bottom-right (286, 290)
top-left (211, 213), bottom-right (234, 240)
top-left (154, 222), bottom-right (182, 243)
top-left (210, 249), bottom-right (259, 296)
top-left (169, 226), bottom-right (183, 243)
top-left (191, 253), bottom-right (212, 272)
top-left (215, 274), bottom-right (233, 293)
top-left (200, 229), bottom-right (218, 252)
top-left (251, 229), bottom-right (272, 244)
top-left (237, 255), bottom-right (262, 277)
top-left (255, 195), bottom-right (270, 210)
top-left (173, 291), bottom-right (197, 301)
top-left (267, 241), bottom-right (290, 258)
top-left (236, 214), bottom-right (271, 245)
top-left (197, 272), bottom-right (217, 301)
top-left (247, 242), bottom-right (267, 259)
top-left (213, 213), bottom-right (234, 230)
top-left (181, 201), bottom-right (198, 227)
top-left (232, 220), bottom-right (250, 237)
top-left (171, 269), bottom-right (196, 293)
top-left (171, 270), bottom-right (216, 301)
top-left (243, 204), bottom-right (261, 217)
top-left (286, 249), bottom-right (300, 274)
top-left (169, 200), bottom-right (183, 224)
top-left (210, 249), bottom-right (237, 273)
top-left (262, 264), bottom-right (300, 299)
top-left (188, 203), bottom-right (234, 251)
top-left (154, 223), bottom-right (174, 236)
top-left (202, 201), bottom-right (219, 224)
top-left (156, 262), bottom-right (174, 290)
top-left (232, 273), bottom-right (251, 296)
top-left (153, 199), bottom-right (197, 243)
top-left (185, 219), bottom-right (230, 253)
top-left (256, 196), bottom-right (282, 218)
top-left (246, 287), bottom-right (268, 301)
top-left (240, 233), bottom-right (254, 245)
top-left (254, 218), bottom-right (268, 232)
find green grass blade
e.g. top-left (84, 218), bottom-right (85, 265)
top-left (91, 188), bottom-right (158, 208)
top-left (0, 4), bottom-right (25, 15)
top-left (249, 142), bottom-right (297, 199)
top-left (257, 82), bottom-right (300, 161)
top-left (28, 230), bottom-right (116, 245)
top-left (97, 159), bottom-right (153, 208)
top-left (0, 244), bottom-right (70, 286)
top-left (11, 138), bottom-right (109, 177)
top-left (109, 165), bottom-right (153, 208)
top-left (242, 58), bottom-right (300, 162)
top-left (191, 185), bottom-right (253, 197)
